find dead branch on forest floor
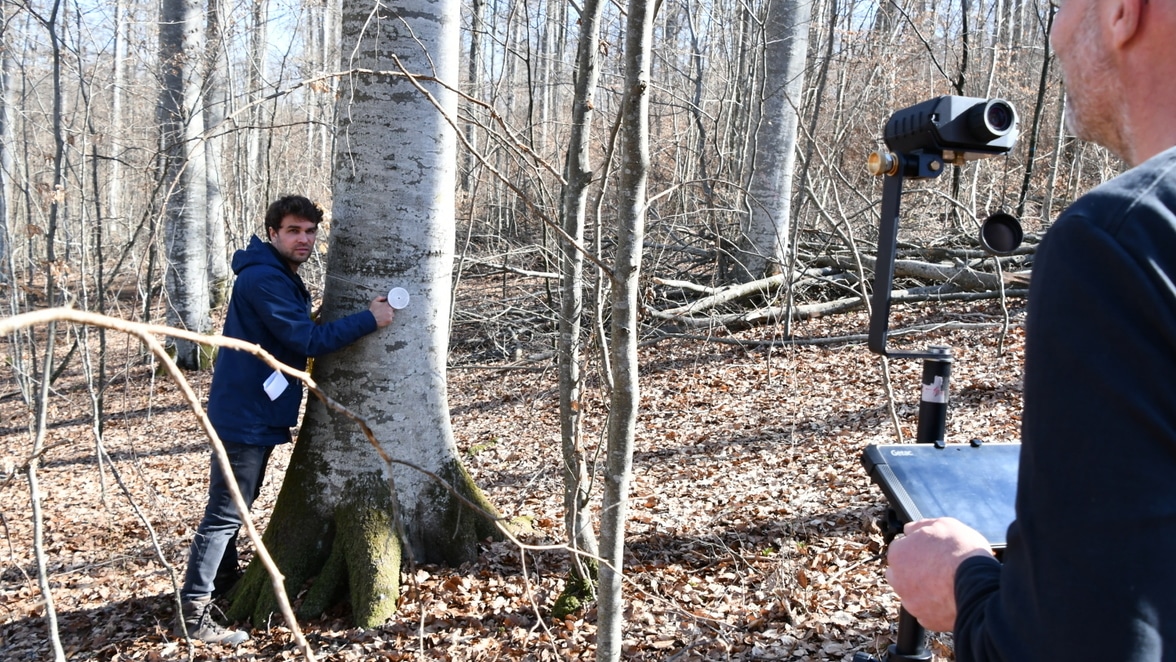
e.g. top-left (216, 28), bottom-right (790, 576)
top-left (647, 283), bottom-right (1029, 330)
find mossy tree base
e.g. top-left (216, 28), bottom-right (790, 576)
top-left (225, 441), bottom-right (502, 630)
top-left (162, 338), bottom-right (215, 373)
top-left (552, 572), bottom-right (597, 620)
top-left (299, 479), bottom-right (402, 627)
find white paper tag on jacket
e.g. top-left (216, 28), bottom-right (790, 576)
top-left (263, 370), bottom-right (289, 401)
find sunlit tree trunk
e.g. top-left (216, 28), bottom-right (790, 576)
top-left (308, 0), bottom-right (339, 177)
top-left (36, 0), bottom-right (66, 306)
top-left (228, 0), bottom-right (499, 629)
top-left (321, 0), bottom-right (340, 168)
top-left (461, 0), bottom-right (484, 192)
top-left (0, 2), bottom-right (11, 285)
top-left (738, 0), bottom-right (811, 280)
top-left (1042, 86), bottom-right (1067, 226)
top-left (205, 0), bottom-right (229, 308)
top-left (245, 0), bottom-right (268, 215)
top-left (26, 3), bottom-right (68, 657)
top-left (596, 0), bottom-right (652, 655)
top-left (159, 0), bottom-right (211, 368)
top-left (1014, 3), bottom-right (1055, 220)
top-left (108, 0), bottom-right (127, 237)
top-left (554, 0), bottom-right (606, 617)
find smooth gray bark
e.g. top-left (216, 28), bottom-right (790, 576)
top-left (739, 0), bottom-right (812, 280)
top-left (596, 0), bottom-right (653, 655)
top-left (159, 0), bottom-right (211, 368)
top-left (108, 0), bottom-right (127, 236)
top-left (461, 0), bottom-right (484, 191)
top-left (230, 0), bottom-right (498, 628)
top-left (321, 0), bottom-right (483, 562)
top-left (245, 0), bottom-right (268, 216)
top-left (204, 0), bottom-right (229, 308)
top-left (557, 0), bottom-right (606, 599)
top-left (0, 3), bottom-right (11, 285)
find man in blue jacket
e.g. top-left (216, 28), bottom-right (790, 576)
top-left (176, 195), bottom-right (395, 644)
top-left (885, 0), bottom-right (1176, 659)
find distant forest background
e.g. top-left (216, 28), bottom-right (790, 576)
top-left (0, 0), bottom-right (1116, 352)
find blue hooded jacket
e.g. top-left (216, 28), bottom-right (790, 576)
top-left (206, 236), bottom-right (378, 445)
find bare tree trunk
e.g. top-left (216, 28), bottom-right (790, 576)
top-left (949, 0), bottom-right (973, 205)
top-left (1042, 86), bottom-right (1068, 226)
top-left (322, 0), bottom-right (340, 169)
top-left (596, 0), bottom-right (653, 655)
top-left (108, 0), bottom-right (127, 236)
top-left (205, 0), bottom-right (230, 308)
top-left (159, 0), bottom-right (211, 369)
top-left (246, 0), bottom-right (268, 217)
top-left (554, 0), bottom-right (606, 618)
top-left (30, 321), bottom-right (65, 662)
top-left (738, 0), bottom-right (812, 281)
top-left (462, 0), bottom-right (485, 192)
top-left (86, 142), bottom-right (108, 434)
top-left (1015, 4), bottom-right (1055, 219)
top-left (872, 0), bottom-right (901, 37)
top-left (228, 0), bottom-right (500, 629)
top-left (0, 2), bottom-right (11, 285)
top-left (40, 0), bottom-right (66, 307)
top-left (685, 9), bottom-right (714, 209)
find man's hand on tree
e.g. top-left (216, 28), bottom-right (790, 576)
top-left (370, 297), bottom-right (396, 328)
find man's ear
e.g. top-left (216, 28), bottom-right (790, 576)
top-left (1109, 0), bottom-right (1143, 48)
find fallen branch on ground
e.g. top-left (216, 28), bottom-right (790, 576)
top-left (646, 286), bottom-right (1029, 330)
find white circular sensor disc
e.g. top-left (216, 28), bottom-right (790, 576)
top-left (387, 287), bottom-right (410, 310)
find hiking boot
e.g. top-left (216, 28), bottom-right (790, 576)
top-left (176, 595), bottom-right (250, 645)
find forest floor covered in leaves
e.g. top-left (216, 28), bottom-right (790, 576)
top-left (0, 280), bottom-right (1028, 661)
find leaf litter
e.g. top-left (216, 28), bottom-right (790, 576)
top-left (0, 297), bottom-right (1025, 661)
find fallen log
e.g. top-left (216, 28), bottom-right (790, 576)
top-left (650, 253), bottom-right (1030, 323)
top-left (645, 285), bottom-right (1029, 330)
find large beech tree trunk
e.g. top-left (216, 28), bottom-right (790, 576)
top-left (227, 0), bottom-right (499, 629)
top-left (159, 0), bottom-right (211, 368)
top-left (738, 0), bottom-right (812, 281)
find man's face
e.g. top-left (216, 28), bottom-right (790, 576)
top-left (1050, 0), bottom-right (1125, 155)
top-left (268, 215), bottom-right (318, 271)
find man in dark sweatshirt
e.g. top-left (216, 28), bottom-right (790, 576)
top-left (884, 0), bottom-right (1176, 659)
top-left (176, 195), bottom-right (395, 644)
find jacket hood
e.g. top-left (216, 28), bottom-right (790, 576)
top-left (231, 235), bottom-right (310, 299)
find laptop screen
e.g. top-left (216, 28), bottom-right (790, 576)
top-left (862, 443), bottom-right (1020, 548)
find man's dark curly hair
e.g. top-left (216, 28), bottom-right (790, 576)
top-left (264, 195), bottom-right (324, 232)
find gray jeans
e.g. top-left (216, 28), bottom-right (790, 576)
top-left (181, 441), bottom-right (275, 600)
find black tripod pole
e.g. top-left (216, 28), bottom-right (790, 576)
top-left (888, 607), bottom-right (934, 661)
top-left (857, 154), bottom-right (954, 662)
top-left (853, 605), bottom-right (933, 662)
top-left (888, 348), bottom-right (952, 660)
top-left (916, 346), bottom-right (952, 446)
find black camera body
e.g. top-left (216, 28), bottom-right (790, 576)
top-left (883, 96), bottom-right (1018, 165)
top-left (867, 95), bottom-right (1022, 356)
